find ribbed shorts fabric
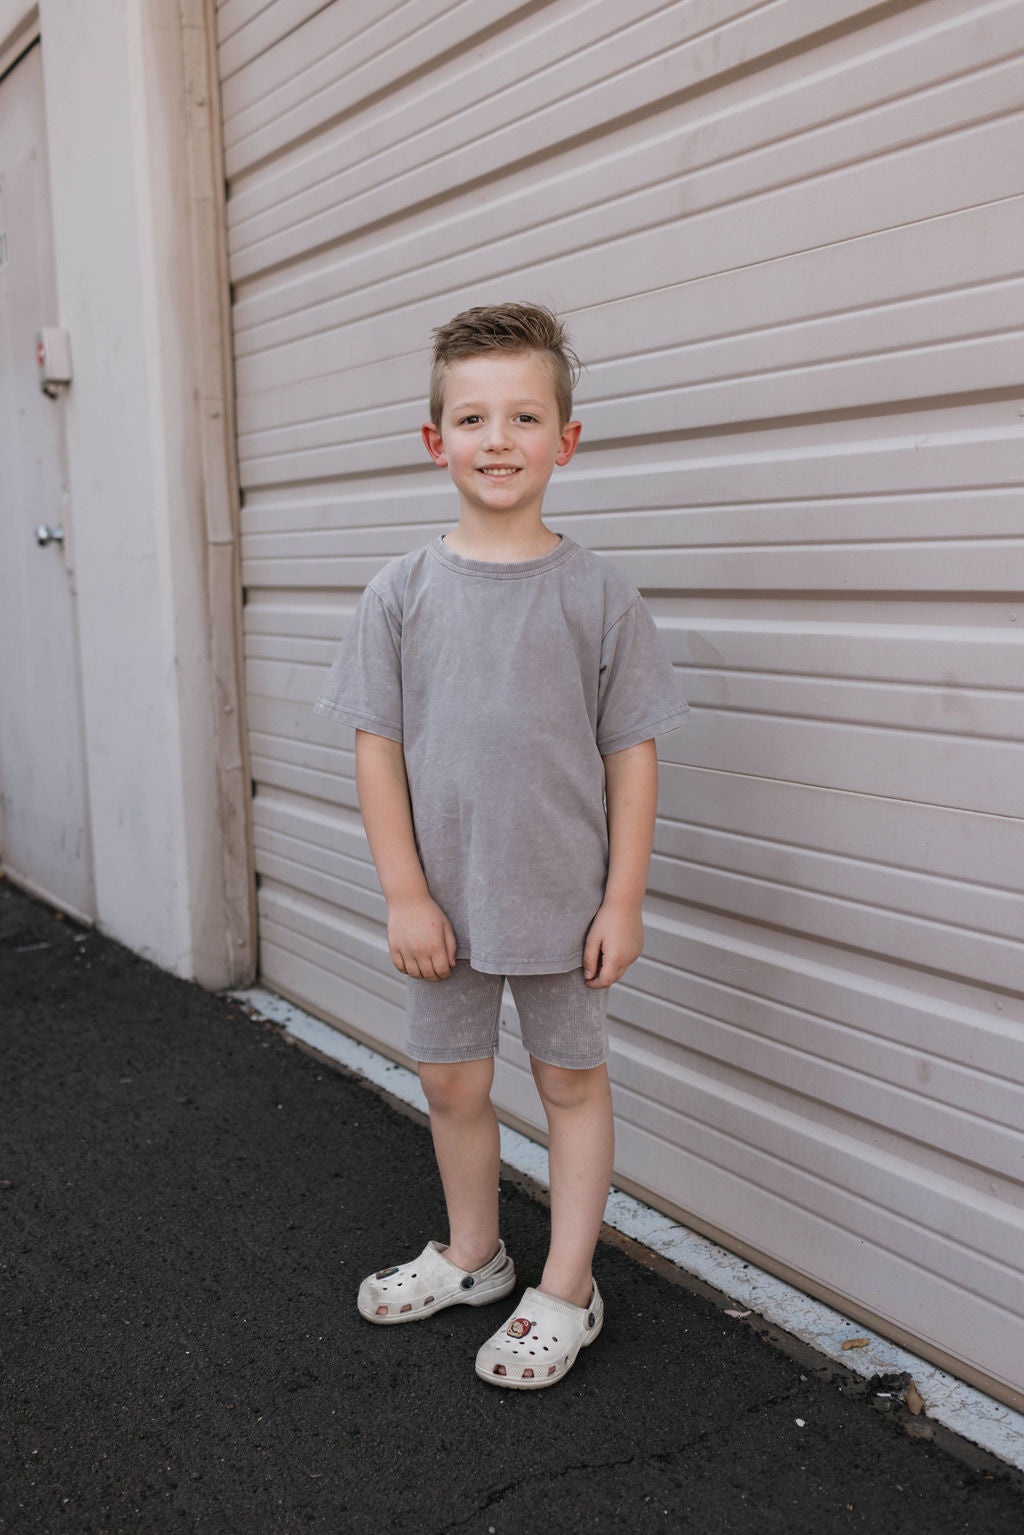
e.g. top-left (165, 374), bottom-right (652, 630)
top-left (405, 962), bottom-right (609, 1070)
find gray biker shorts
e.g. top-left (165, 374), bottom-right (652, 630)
top-left (405, 962), bottom-right (609, 1070)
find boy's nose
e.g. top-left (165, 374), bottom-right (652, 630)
top-left (482, 419), bottom-right (512, 450)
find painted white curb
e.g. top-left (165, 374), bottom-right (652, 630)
top-left (232, 985), bottom-right (1024, 1472)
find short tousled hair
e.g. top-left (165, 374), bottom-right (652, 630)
top-left (429, 302), bottom-right (581, 428)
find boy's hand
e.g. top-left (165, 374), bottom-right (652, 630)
top-left (387, 896), bottom-right (457, 980)
top-left (582, 901), bottom-right (645, 989)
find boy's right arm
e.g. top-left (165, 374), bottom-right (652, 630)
top-left (354, 729), bottom-right (457, 980)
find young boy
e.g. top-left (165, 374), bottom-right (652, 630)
top-left (315, 303), bottom-right (687, 1388)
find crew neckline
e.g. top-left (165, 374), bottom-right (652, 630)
top-left (429, 534), bottom-right (577, 579)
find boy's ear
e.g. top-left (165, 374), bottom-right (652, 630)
top-left (422, 423), bottom-right (447, 466)
top-left (556, 419), bottom-right (582, 466)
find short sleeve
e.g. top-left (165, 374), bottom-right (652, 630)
top-left (596, 597), bottom-right (689, 755)
top-left (313, 586), bottom-right (404, 742)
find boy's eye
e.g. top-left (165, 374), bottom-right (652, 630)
top-left (457, 414), bottom-right (482, 425)
top-left (515, 413), bottom-right (539, 423)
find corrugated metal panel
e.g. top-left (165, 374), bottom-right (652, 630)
top-left (216, 0), bottom-right (1024, 1406)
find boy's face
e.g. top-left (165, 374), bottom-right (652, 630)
top-left (422, 351), bottom-right (580, 525)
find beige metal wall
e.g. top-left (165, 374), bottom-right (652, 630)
top-left (215, 0), bottom-right (1024, 1406)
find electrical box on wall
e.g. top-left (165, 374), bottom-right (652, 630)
top-left (36, 326), bottom-right (72, 397)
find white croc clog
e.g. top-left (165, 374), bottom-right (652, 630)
top-left (474, 1280), bottom-right (603, 1388)
top-left (357, 1239), bottom-right (516, 1324)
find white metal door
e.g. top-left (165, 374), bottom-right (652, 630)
top-left (0, 42), bottom-right (94, 921)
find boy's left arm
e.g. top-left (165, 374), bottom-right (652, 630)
top-left (583, 738), bottom-right (659, 990)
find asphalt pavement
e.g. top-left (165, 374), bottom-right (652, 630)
top-left (2, 877), bottom-right (1023, 1534)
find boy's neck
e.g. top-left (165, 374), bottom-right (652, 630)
top-left (443, 511), bottom-right (562, 564)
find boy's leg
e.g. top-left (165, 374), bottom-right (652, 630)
top-left (508, 968), bottom-right (613, 1308)
top-left (405, 963), bottom-right (507, 1277)
top-left (531, 1058), bottom-right (614, 1307)
top-left (419, 1057), bottom-right (502, 1273)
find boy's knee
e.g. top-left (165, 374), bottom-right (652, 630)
top-left (531, 1058), bottom-right (609, 1112)
top-left (419, 1058), bottom-right (494, 1115)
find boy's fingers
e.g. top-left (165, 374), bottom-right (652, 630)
top-left (430, 951), bottom-right (451, 979)
top-left (586, 948), bottom-right (626, 988)
top-left (582, 934), bottom-right (602, 981)
top-left (419, 951), bottom-right (448, 980)
top-left (412, 947), bottom-right (454, 980)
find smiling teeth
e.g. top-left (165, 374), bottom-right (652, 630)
top-left (480, 468), bottom-right (518, 476)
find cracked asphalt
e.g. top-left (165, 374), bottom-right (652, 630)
top-left (2, 877), bottom-right (1023, 1534)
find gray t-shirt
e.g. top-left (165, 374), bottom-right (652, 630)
top-left (315, 535), bottom-right (688, 974)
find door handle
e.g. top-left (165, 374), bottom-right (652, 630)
top-left (35, 524), bottom-right (65, 546)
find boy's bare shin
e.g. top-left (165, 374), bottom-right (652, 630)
top-left (355, 730), bottom-right (457, 978)
top-left (420, 1059), bottom-right (501, 1271)
top-left (533, 1060), bottom-right (614, 1306)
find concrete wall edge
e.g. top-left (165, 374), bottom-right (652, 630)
top-left (178, 0), bottom-right (256, 987)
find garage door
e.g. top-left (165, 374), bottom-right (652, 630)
top-left (215, 0), bottom-right (1024, 1407)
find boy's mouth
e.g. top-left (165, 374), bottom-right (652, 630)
top-left (478, 467), bottom-right (520, 478)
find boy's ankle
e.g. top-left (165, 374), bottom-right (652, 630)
top-left (537, 1274), bottom-right (595, 1309)
top-left (443, 1239), bottom-right (501, 1273)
